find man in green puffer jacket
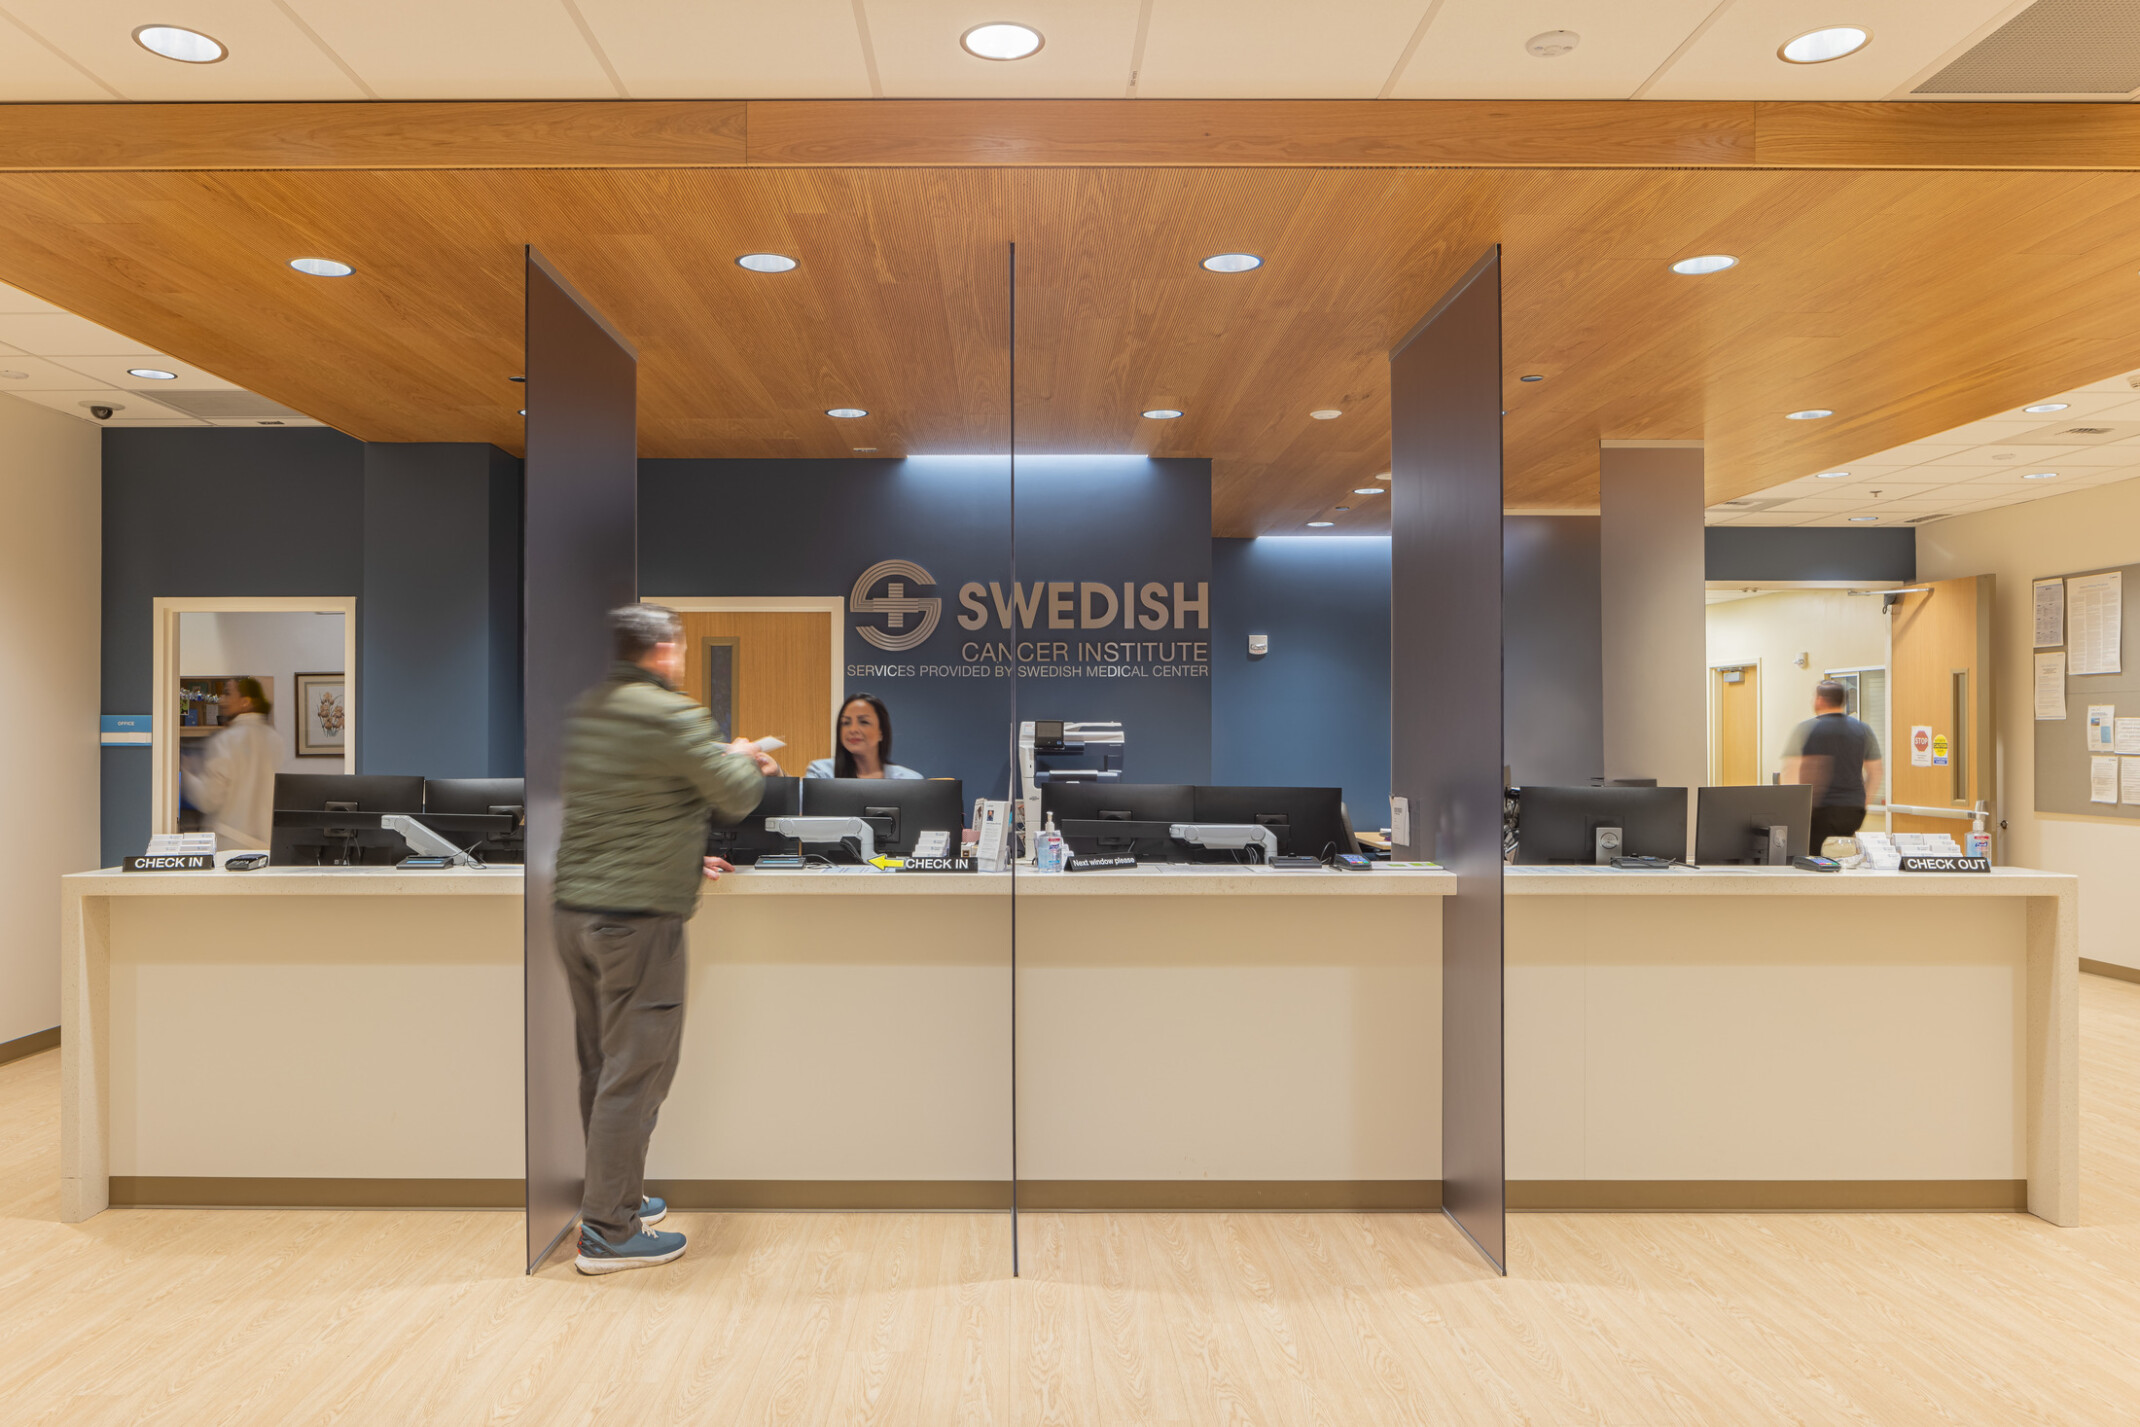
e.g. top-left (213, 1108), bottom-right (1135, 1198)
top-left (555, 603), bottom-right (774, 1275)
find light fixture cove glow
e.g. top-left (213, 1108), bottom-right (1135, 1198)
top-left (736, 253), bottom-right (798, 273)
top-left (961, 23), bottom-right (1044, 61)
top-left (134, 25), bottom-right (225, 63)
top-left (1780, 27), bottom-right (1869, 64)
top-left (1201, 253), bottom-right (1263, 273)
top-left (1671, 254), bottom-right (1738, 275)
top-left (289, 257), bottom-right (354, 278)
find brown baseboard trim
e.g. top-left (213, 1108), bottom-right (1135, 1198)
top-left (0, 1026), bottom-right (59, 1066)
top-left (109, 1177), bottom-right (522, 1210)
top-left (1016, 1180), bottom-right (1441, 1211)
top-left (648, 1180), bottom-right (1013, 1211)
top-left (1508, 1179), bottom-right (2028, 1212)
top-left (2082, 958), bottom-right (2140, 986)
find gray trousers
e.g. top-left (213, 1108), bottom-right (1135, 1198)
top-left (554, 906), bottom-right (688, 1244)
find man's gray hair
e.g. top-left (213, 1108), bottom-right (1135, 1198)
top-left (611, 604), bottom-right (682, 662)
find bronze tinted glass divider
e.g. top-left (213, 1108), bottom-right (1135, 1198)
top-left (522, 249), bottom-right (641, 1273)
top-left (1390, 246), bottom-right (1507, 1274)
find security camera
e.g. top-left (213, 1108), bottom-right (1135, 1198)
top-left (90, 405), bottom-right (114, 420)
top-left (78, 400), bottom-right (124, 420)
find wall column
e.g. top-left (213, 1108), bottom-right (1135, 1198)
top-left (1599, 443), bottom-right (1707, 791)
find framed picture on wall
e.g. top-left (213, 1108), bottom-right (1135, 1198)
top-left (295, 672), bottom-right (347, 757)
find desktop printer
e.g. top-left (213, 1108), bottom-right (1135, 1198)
top-left (1017, 720), bottom-right (1125, 858)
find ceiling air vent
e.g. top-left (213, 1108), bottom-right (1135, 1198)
top-left (2011, 420), bottom-right (2140, 445)
top-left (145, 389), bottom-right (310, 422)
top-left (1915, 0), bottom-right (2140, 95)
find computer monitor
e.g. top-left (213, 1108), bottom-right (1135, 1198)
top-left (424, 778), bottom-right (526, 863)
top-left (802, 778), bottom-right (966, 860)
top-left (1187, 785), bottom-right (1358, 863)
top-left (708, 776), bottom-right (802, 864)
top-left (271, 774), bottom-right (426, 866)
top-left (1042, 782), bottom-right (1194, 861)
top-left (1694, 785), bottom-right (1816, 866)
top-left (1512, 785), bottom-right (1688, 864)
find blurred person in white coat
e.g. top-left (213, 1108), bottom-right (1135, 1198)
top-left (180, 677), bottom-right (284, 849)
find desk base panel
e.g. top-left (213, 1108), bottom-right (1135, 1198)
top-left (1509, 1179), bottom-right (2029, 1212)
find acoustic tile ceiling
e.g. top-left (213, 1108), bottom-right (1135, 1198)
top-left (0, 280), bottom-right (321, 428)
top-left (1708, 371), bottom-right (2140, 527)
top-left (0, 0), bottom-right (2116, 102)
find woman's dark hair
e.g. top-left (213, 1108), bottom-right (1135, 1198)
top-left (833, 693), bottom-right (894, 778)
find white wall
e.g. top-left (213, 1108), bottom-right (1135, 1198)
top-left (1705, 589), bottom-right (1892, 781)
top-left (177, 612), bottom-right (345, 776)
top-left (1918, 475), bottom-right (2140, 973)
top-left (0, 394), bottom-right (101, 1045)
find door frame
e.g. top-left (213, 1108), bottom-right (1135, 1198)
top-left (1707, 658), bottom-right (1762, 785)
top-left (151, 595), bottom-right (359, 834)
top-left (640, 596), bottom-right (847, 740)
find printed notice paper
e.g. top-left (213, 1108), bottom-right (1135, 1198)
top-left (2035, 652), bottom-right (2067, 720)
top-left (2067, 571), bottom-right (2122, 675)
top-left (2089, 705), bottom-right (2117, 752)
top-left (1910, 725), bottom-right (1934, 767)
top-left (2125, 757), bottom-right (2140, 806)
top-left (2034, 578), bottom-right (2066, 648)
top-left (2093, 755), bottom-right (2120, 804)
top-left (2118, 718), bottom-right (2140, 755)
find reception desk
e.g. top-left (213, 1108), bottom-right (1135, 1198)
top-left (60, 862), bottom-right (2076, 1226)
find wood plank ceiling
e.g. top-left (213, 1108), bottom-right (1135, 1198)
top-left (5, 103), bottom-right (2140, 535)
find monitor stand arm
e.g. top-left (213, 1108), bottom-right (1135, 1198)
top-left (381, 814), bottom-right (486, 869)
top-left (764, 816), bottom-right (877, 863)
top-left (1169, 822), bottom-right (1279, 863)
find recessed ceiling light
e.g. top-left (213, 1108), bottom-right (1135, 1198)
top-left (1201, 253), bottom-right (1262, 274)
top-left (736, 253), bottom-right (798, 273)
top-left (1334, 505), bottom-right (1351, 512)
top-left (1786, 409), bottom-right (1834, 420)
top-left (826, 407), bottom-right (867, 419)
top-left (2023, 402), bottom-right (2069, 414)
top-left (1815, 471), bottom-right (1849, 479)
top-left (853, 446), bottom-right (878, 452)
top-left (1142, 408), bottom-right (1184, 420)
top-left (1526, 30), bottom-right (1579, 59)
top-left (134, 24), bottom-right (225, 63)
top-left (517, 409), bottom-right (526, 416)
top-left (1780, 27), bottom-right (1870, 64)
top-left (1519, 374), bottom-right (1545, 382)
top-left (961, 22), bottom-right (1043, 61)
top-left (0, 370), bottom-right (26, 380)
top-left (1306, 520), bottom-right (1334, 528)
top-left (127, 368), bottom-right (177, 381)
top-left (1352, 487), bottom-right (1385, 496)
top-left (289, 257), bottom-right (354, 278)
top-left (1375, 471), bottom-right (1391, 481)
top-left (1671, 254), bottom-right (1738, 276)
top-left (1309, 409), bottom-right (1343, 420)
top-left (1849, 515), bottom-right (1879, 522)
top-left (2023, 471), bottom-right (2060, 480)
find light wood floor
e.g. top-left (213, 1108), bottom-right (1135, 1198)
top-left (7, 973), bottom-right (2140, 1425)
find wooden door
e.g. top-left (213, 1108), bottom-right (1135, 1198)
top-left (1712, 664), bottom-right (1760, 785)
top-left (675, 609), bottom-right (836, 776)
top-left (1889, 576), bottom-right (1994, 840)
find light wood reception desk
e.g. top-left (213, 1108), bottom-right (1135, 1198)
top-left (60, 862), bottom-right (2076, 1226)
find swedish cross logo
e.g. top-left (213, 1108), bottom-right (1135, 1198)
top-left (850, 559), bottom-right (943, 652)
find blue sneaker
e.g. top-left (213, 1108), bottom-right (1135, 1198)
top-left (640, 1194), bottom-right (667, 1227)
top-left (575, 1224), bottom-right (686, 1275)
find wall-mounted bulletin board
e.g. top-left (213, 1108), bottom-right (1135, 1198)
top-left (2033, 562), bottom-right (2140, 818)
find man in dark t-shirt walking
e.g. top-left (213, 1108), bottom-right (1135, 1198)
top-left (1782, 679), bottom-right (1885, 854)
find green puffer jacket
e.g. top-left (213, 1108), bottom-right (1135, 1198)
top-left (555, 662), bottom-right (765, 918)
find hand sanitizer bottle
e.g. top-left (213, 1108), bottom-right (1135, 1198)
top-left (1965, 802), bottom-right (1992, 862)
top-left (1038, 813), bottom-right (1062, 872)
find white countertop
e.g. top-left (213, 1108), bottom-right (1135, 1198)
top-left (64, 863), bottom-right (2074, 901)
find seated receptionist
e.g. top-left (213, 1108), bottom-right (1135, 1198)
top-left (806, 693), bottom-right (924, 780)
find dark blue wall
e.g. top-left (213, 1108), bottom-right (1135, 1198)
top-left (359, 443), bottom-right (523, 777)
top-left (99, 430), bottom-right (521, 864)
top-left (1705, 526), bottom-right (1914, 583)
top-left (100, 429), bottom-right (366, 864)
top-left (1210, 537), bottom-right (1389, 826)
top-left (642, 455), bottom-right (1214, 803)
